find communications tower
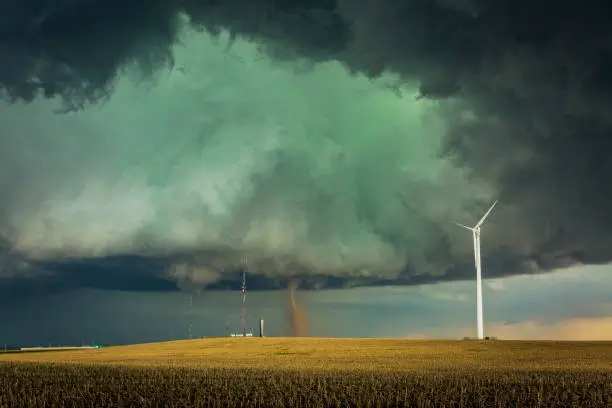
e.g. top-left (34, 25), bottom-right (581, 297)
top-left (241, 255), bottom-right (247, 337)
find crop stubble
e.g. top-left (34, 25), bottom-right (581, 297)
top-left (0, 338), bottom-right (610, 407)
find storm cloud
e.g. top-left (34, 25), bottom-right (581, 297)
top-left (1, 0), bottom-right (611, 293)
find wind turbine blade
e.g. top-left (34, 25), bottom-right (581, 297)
top-left (475, 200), bottom-right (498, 229)
top-left (453, 222), bottom-right (475, 231)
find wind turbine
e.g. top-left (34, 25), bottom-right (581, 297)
top-left (454, 200), bottom-right (498, 340)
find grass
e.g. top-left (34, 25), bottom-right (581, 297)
top-left (0, 338), bottom-right (611, 407)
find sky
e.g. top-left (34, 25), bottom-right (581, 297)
top-left (2, 264), bottom-right (611, 346)
top-left (0, 24), bottom-right (497, 293)
top-left (1, 2), bottom-right (612, 343)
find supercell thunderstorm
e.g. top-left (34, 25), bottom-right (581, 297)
top-left (0, 28), bottom-right (490, 290)
top-left (1, 1), bottom-right (612, 292)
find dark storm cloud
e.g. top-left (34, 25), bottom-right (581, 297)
top-left (1, 0), bottom-right (612, 293)
top-left (0, 247), bottom-right (556, 295)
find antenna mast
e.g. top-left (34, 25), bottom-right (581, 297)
top-left (188, 294), bottom-right (193, 339)
top-left (241, 255), bottom-right (248, 337)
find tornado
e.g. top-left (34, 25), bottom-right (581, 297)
top-left (288, 280), bottom-right (309, 337)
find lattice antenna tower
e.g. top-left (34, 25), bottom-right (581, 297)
top-left (241, 255), bottom-right (248, 337)
top-left (188, 294), bottom-right (193, 339)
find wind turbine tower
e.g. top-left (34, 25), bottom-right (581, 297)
top-left (241, 255), bottom-right (248, 337)
top-left (454, 201), bottom-right (498, 340)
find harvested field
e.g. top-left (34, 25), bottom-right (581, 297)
top-left (0, 338), bottom-right (611, 407)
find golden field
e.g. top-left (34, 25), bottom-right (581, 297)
top-left (1, 338), bottom-right (611, 407)
top-left (2, 337), bottom-right (612, 371)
